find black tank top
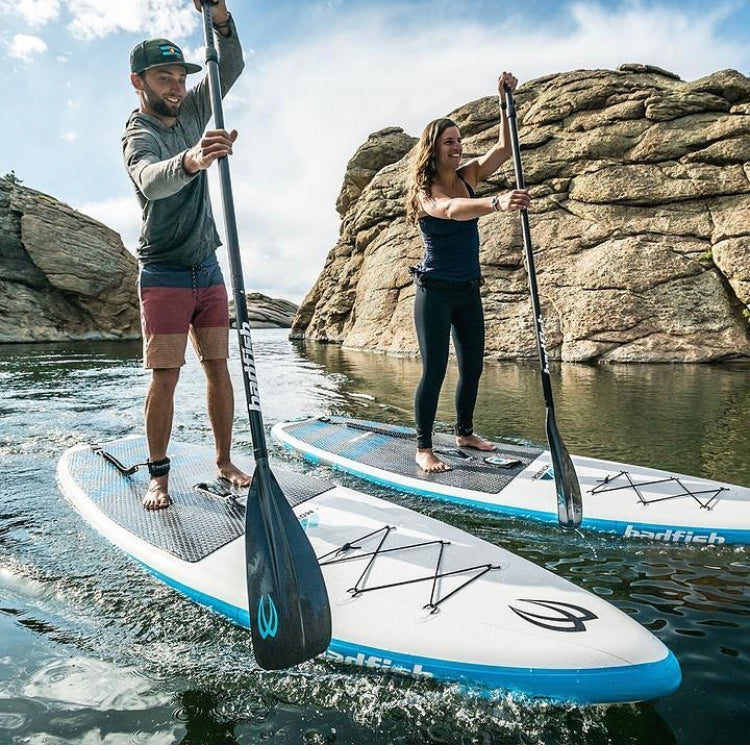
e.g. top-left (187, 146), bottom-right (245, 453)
top-left (417, 176), bottom-right (480, 283)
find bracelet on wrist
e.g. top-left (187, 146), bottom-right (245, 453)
top-left (491, 195), bottom-right (500, 212)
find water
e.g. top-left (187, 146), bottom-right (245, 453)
top-left (1, 330), bottom-right (749, 744)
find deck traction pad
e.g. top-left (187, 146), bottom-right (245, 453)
top-left (64, 437), bottom-right (333, 563)
top-left (283, 417), bottom-right (543, 494)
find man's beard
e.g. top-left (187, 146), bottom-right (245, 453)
top-left (142, 83), bottom-right (180, 118)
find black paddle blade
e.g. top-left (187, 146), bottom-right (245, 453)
top-left (545, 409), bottom-right (583, 529)
top-left (244, 469), bottom-right (332, 669)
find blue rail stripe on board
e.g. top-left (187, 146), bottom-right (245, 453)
top-left (136, 558), bottom-right (681, 704)
top-left (277, 436), bottom-right (750, 545)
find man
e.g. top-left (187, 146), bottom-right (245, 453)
top-left (122, 0), bottom-right (248, 510)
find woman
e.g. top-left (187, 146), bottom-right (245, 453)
top-left (405, 72), bottom-right (531, 473)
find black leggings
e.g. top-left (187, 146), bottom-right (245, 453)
top-left (414, 279), bottom-right (484, 450)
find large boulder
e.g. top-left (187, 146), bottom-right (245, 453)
top-left (291, 66), bottom-right (750, 363)
top-left (336, 127), bottom-right (419, 216)
top-left (229, 292), bottom-right (298, 328)
top-left (0, 178), bottom-right (140, 343)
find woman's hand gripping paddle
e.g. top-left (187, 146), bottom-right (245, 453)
top-left (199, 1), bottom-right (332, 667)
top-left (503, 84), bottom-right (583, 529)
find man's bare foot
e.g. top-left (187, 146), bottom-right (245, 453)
top-left (143, 477), bottom-right (171, 511)
top-left (217, 461), bottom-right (252, 487)
top-left (416, 449), bottom-right (450, 473)
top-left (456, 434), bottom-right (496, 451)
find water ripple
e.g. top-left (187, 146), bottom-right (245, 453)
top-left (0, 333), bottom-right (749, 743)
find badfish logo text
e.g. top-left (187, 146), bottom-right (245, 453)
top-left (325, 649), bottom-right (434, 679)
top-left (239, 322), bottom-right (262, 411)
top-left (623, 525), bottom-right (726, 545)
top-left (537, 314), bottom-right (550, 375)
top-left (257, 594), bottom-right (279, 639)
top-left (510, 599), bottom-right (598, 633)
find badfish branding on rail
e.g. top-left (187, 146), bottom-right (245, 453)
top-left (325, 648), bottom-right (434, 678)
top-left (623, 525), bottom-right (726, 544)
top-left (537, 314), bottom-right (550, 374)
top-left (239, 322), bottom-right (261, 411)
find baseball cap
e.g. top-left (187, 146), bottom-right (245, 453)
top-left (130, 39), bottom-right (201, 75)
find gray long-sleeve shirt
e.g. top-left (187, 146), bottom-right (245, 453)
top-left (122, 20), bottom-right (244, 268)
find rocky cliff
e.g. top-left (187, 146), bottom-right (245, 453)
top-left (229, 292), bottom-right (298, 328)
top-left (0, 178), bottom-right (140, 343)
top-left (0, 178), bottom-right (297, 342)
top-left (291, 65), bottom-right (750, 363)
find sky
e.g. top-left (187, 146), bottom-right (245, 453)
top-left (1, 0), bottom-right (749, 302)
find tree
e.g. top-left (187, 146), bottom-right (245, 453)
top-left (2, 170), bottom-right (22, 185)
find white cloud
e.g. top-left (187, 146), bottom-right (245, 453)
top-left (7, 33), bottom-right (47, 62)
top-left (63, 0), bottom-right (197, 40)
top-left (178, 42), bottom-right (205, 71)
top-left (0, 0), bottom-right (60, 27)
top-left (1, 0), bottom-right (200, 39)
top-left (77, 196), bottom-right (141, 253)
top-left (60, 131), bottom-right (76, 141)
top-left (223, 92), bottom-right (245, 112)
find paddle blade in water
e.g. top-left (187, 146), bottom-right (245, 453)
top-left (244, 468), bottom-right (332, 669)
top-left (546, 409), bottom-right (583, 528)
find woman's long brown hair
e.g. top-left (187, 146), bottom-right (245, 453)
top-left (405, 117), bottom-right (458, 224)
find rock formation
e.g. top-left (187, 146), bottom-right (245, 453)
top-left (229, 292), bottom-right (298, 328)
top-left (0, 178), bottom-right (140, 343)
top-left (291, 66), bottom-right (750, 362)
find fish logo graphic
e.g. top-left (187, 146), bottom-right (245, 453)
top-left (509, 599), bottom-right (598, 632)
top-left (257, 594), bottom-right (279, 639)
top-left (299, 511), bottom-right (320, 531)
top-left (533, 464), bottom-right (555, 481)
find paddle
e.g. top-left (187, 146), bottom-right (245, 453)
top-left (199, 1), bottom-right (331, 667)
top-left (503, 85), bottom-right (583, 529)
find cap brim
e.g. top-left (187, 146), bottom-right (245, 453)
top-left (139, 61), bottom-right (202, 74)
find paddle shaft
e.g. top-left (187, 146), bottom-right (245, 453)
top-left (503, 85), bottom-right (582, 528)
top-left (199, 3), bottom-right (333, 668)
top-left (200, 5), bottom-right (269, 472)
top-left (503, 88), bottom-right (556, 412)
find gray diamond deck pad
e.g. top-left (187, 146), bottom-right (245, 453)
top-left (285, 417), bottom-right (543, 494)
top-left (64, 437), bottom-right (334, 563)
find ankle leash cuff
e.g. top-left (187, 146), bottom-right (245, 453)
top-left (147, 457), bottom-right (171, 478)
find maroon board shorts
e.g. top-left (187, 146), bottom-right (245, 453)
top-left (138, 256), bottom-right (229, 369)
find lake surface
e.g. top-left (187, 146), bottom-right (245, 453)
top-left (1, 330), bottom-right (749, 744)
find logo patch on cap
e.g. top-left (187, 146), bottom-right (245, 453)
top-left (159, 44), bottom-right (180, 59)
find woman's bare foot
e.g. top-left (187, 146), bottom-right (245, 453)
top-left (456, 434), bottom-right (496, 452)
top-left (217, 461), bottom-right (252, 487)
top-left (416, 449), bottom-right (450, 473)
top-left (143, 477), bottom-right (171, 510)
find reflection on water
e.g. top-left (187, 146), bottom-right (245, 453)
top-left (294, 339), bottom-right (750, 487)
top-left (0, 331), bottom-right (749, 743)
